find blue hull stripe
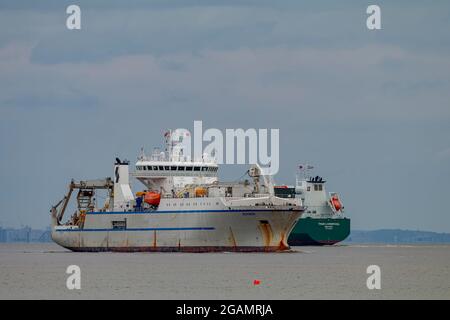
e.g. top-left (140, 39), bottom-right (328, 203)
top-left (55, 227), bottom-right (215, 232)
top-left (87, 209), bottom-right (298, 215)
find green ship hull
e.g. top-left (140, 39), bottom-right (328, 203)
top-left (288, 217), bottom-right (350, 246)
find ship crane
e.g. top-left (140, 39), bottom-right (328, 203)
top-left (248, 164), bottom-right (274, 195)
top-left (51, 178), bottom-right (114, 225)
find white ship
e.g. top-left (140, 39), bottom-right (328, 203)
top-left (50, 131), bottom-right (304, 252)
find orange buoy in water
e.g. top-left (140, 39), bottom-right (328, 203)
top-left (330, 195), bottom-right (342, 211)
top-left (144, 191), bottom-right (161, 206)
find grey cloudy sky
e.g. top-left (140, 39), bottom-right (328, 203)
top-left (0, 1), bottom-right (449, 231)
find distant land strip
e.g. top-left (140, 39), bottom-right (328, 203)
top-left (344, 229), bottom-right (450, 244)
top-left (1, 227), bottom-right (450, 244)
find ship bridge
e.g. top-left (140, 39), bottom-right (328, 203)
top-left (132, 132), bottom-right (219, 193)
top-left (133, 161), bottom-right (218, 178)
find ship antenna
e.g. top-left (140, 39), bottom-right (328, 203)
top-left (297, 164), bottom-right (314, 182)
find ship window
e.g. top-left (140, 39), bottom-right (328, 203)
top-left (153, 166), bottom-right (158, 170)
top-left (171, 166), bottom-right (177, 171)
top-left (112, 220), bottom-right (126, 230)
top-left (201, 167), bottom-right (207, 171)
top-left (147, 166), bottom-right (152, 170)
top-left (159, 166), bottom-right (163, 170)
top-left (165, 166), bottom-right (169, 170)
top-left (318, 185), bottom-right (323, 191)
top-left (186, 166), bottom-right (193, 171)
top-left (314, 185), bottom-right (318, 191)
top-left (194, 166), bottom-right (200, 171)
top-left (178, 166), bottom-right (185, 171)
top-left (307, 187), bottom-right (310, 191)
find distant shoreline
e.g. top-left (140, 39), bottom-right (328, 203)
top-left (344, 229), bottom-right (450, 244)
top-left (1, 227), bottom-right (450, 244)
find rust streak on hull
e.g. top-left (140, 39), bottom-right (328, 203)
top-left (259, 221), bottom-right (273, 251)
top-left (277, 232), bottom-right (289, 251)
top-left (228, 227), bottom-right (237, 249)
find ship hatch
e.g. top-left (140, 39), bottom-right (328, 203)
top-left (112, 220), bottom-right (127, 230)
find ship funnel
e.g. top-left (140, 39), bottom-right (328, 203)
top-left (113, 160), bottom-right (134, 210)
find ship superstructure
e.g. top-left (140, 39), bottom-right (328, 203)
top-left (132, 130), bottom-right (219, 196)
top-left (50, 131), bottom-right (304, 252)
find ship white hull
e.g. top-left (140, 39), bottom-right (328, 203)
top-left (52, 206), bottom-right (302, 252)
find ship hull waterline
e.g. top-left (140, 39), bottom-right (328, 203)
top-left (52, 209), bottom-right (302, 252)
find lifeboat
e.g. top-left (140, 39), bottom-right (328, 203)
top-left (330, 195), bottom-right (342, 212)
top-left (195, 187), bottom-right (207, 197)
top-left (144, 191), bottom-right (161, 206)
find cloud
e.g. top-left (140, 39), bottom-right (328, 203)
top-left (2, 41), bottom-right (449, 123)
top-left (1, 1), bottom-right (448, 65)
top-left (0, 1), bottom-right (450, 231)
top-left (436, 147), bottom-right (450, 161)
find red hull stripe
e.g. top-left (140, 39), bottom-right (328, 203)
top-left (65, 246), bottom-right (291, 253)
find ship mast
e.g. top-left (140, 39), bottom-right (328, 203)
top-left (164, 129), bottom-right (172, 161)
top-left (296, 164), bottom-right (314, 185)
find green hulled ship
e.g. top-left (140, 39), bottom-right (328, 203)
top-left (288, 217), bottom-right (350, 245)
top-left (275, 167), bottom-right (350, 246)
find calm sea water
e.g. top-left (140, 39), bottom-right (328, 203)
top-left (0, 243), bottom-right (449, 299)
